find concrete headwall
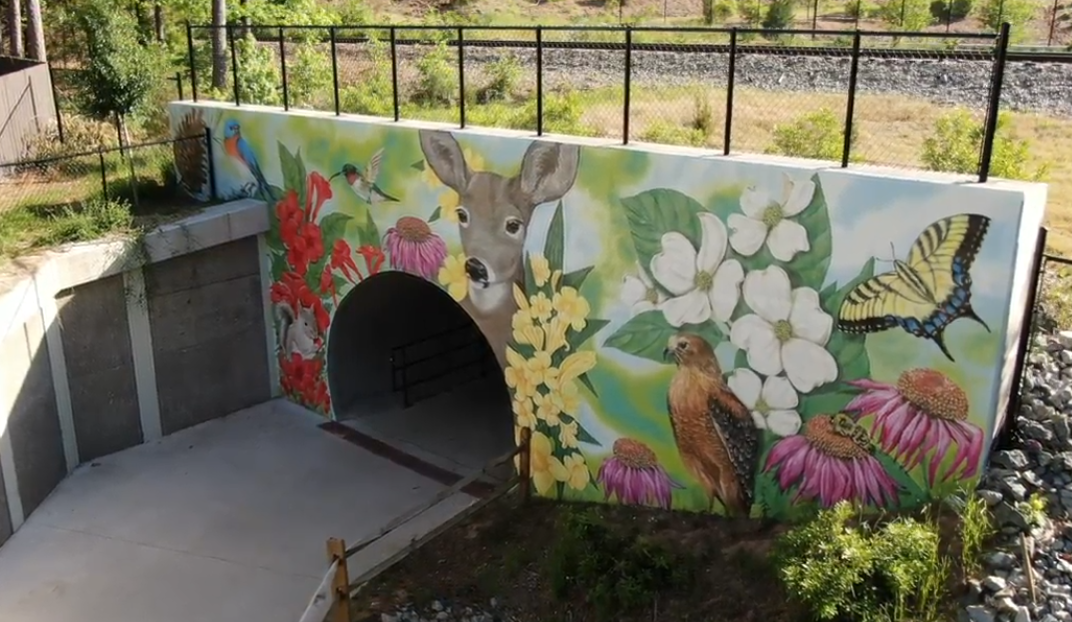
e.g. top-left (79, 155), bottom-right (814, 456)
top-left (169, 101), bottom-right (1048, 520)
top-left (0, 200), bottom-right (274, 547)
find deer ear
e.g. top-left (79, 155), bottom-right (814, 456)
top-left (418, 130), bottom-right (471, 193)
top-left (516, 141), bottom-right (580, 207)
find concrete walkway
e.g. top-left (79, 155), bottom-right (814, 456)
top-left (0, 400), bottom-right (477, 622)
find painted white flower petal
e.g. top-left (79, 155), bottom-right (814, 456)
top-left (742, 266), bottom-right (792, 324)
top-left (729, 314), bottom-right (783, 377)
top-left (739, 185), bottom-right (771, 219)
top-left (789, 287), bottom-right (833, 346)
top-left (727, 213), bottom-right (768, 257)
top-left (782, 338), bottom-right (838, 393)
top-left (767, 409), bottom-right (803, 437)
top-left (761, 374), bottom-right (799, 410)
top-left (696, 212), bottom-right (730, 274)
top-left (633, 300), bottom-right (656, 314)
top-left (727, 368), bottom-right (763, 409)
top-left (651, 232), bottom-right (699, 296)
top-left (767, 220), bottom-right (811, 263)
top-left (620, 275), bottom-right (649, 306)
top-left (637, 261), bottom-right (656, 288)
top-left (708, 259), bottom-right (744, 323)
top-left (751, 412), bottom-right (769, 429)
top-left (782, 177), bottom-right (816, 217)
top-left (661, 290), bottom-right (711, 327)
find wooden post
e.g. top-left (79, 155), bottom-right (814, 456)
top-left (326, 538), bottom-right (351, 622)
top-left (519, 426), bottom-right (532, 503)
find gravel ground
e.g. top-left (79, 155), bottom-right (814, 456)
top-left (400, 45), bottom-right (1072, 116)
top-left (965, 330), bottom-right (1072, 622)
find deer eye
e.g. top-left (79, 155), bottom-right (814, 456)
top-left (504, 218), bottom-right (523, 236)
top-left (455, 207), bottom-right (469, 226)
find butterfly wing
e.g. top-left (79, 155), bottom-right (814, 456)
top-left (837, 213), bottom-right (991, 361)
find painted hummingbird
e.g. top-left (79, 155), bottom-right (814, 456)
top-left (329, 149), bottom-right (399, 204)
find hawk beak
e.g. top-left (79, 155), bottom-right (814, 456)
top-left (662, 347), bottom-right (673, 362)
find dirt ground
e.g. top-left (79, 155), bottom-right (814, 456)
top-left (351, 494), bottom-right (805, 622)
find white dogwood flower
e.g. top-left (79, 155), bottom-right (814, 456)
top-left (620, 263), bottom-right (666, 315)
top-left (727, 368), bottom-right (801, 437)
top-left (728, 174), bottom-right (815, 262)
top-left (650, 212), bottom-right (744, 328)
top-left (729, 265), bottom-right (837, 393)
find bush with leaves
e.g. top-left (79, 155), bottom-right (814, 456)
top-left (929, 0), bottom-right (974, 20)
top-left (233, 34), bottom-right (282, 107)
top-left (975, 0), bottom-right (1040, 40)
top-left (288, 42), bottom-right (332, 108)
top-left (774, 502), bottom-right (950, 622)
top-left (74, 0), bottom-right (168, 145)
top-left (766, 108), bottom-right (856, 162)
top-left (763, 0), bottom-right (797, 29)
top-left (413, 41), bottom-right (457, 107)
top-left (339, 35), bottom-right (394, 116)
top-left (703, 0), bottom-right (738, 22)
top-left (922, 108), bottom-right (1049, 181)
top-left (475, 54), bottom-right (523, 104)
top-left (878, 0), bottom-right (935, 30)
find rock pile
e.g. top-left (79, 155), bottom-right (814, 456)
top-left (966, 332), bottom-right (1072, 622)
top-left (378, 598), bottom-right (505, 622)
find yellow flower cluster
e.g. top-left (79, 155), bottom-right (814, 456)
top-left (437, 253), bottom-right (468, 302)
top-left (506, 252), bottom-right (598, 494)
top-left (516, 427), bottom-right (590, 495)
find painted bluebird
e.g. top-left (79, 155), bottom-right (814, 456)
top-left (223, 119), bottom-right (270, 199)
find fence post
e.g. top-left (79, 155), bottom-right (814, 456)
top-left (623, 26), bottom-right (632, 145)
top-left (98, 148), bottom-right (108, 200)
top-left (229, 24), bottom-right (241, 106)
top-left (279, 27), bottom-right (289, 111)
top-left (127, 144), bottom-right (140, 209)
top-left (978, 22), bottom-right (1010, 183)
top-left (175, 72), bottom-right (184, 100)
top-left (186, 22), bottom-right (199, 102)
top-left (330, 27), bottom-right (340, 116)
top-left (205, 127), bottom-right (218, 200)
top-left (723, 28), bottom-right (737, 156)
top-left (842, 32), bottom-right (861, 168)
top-left (326, 538), bottom-right (351, 622)
top-left (536, 26), bottom-right (543, 137)
top-left (997, 226), bottom-right (1048, 451)
top-left (519, 426), bottom-right (532, 503)
top-left (457, 27), bottom-right (466, 129)
top-left (47, 62), bottom-right (65, 144)
top-left (390, 27), bottom-right (400, 122)
top-left (1049, 0), bottom-right (1059, 46)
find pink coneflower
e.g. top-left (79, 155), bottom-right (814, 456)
top-left (766, 414), bottom-right (900, 509)
top-left (597, 438), bottom-right (684, 510)
top-left (383, 216), bottom-right (448, 280)
top-left (845, 368), bottom-right (983, 486)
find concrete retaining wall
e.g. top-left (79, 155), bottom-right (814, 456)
top-left (0, 199), bottom-right (274, 547)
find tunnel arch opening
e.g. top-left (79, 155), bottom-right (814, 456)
top-left (326, 271), bottom-right (513, 473)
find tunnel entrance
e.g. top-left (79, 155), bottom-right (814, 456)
top-left (326, 271), bottom-right (513, 477)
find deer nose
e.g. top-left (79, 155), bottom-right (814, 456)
top-left (464, 257), bottom-right (488, 282)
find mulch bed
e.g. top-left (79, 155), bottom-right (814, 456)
top-left (350, 493), bottom-right (807, 622)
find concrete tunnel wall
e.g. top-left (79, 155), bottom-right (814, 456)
top-left (171, 101), bottom-right (1051, 519)
top-left (0, 201), bottom-right (274, 547)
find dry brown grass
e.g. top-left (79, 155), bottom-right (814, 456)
top-left (580, 86), bottom-right (1072, 254)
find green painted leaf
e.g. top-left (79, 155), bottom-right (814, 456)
top-left (356, 216), bottom-right (382, 248)
top-left (319, 212), bottom-right (353, 246)
top-left (874, 450), bottom-right (929, 508)
top-left (799, 385), bottom-right (856, 420)
top-left (523, 254), bottom-right (537, 296)
top-left (305, 255), bottom-right (329, 294)
top-left (577, 371), bottom-right (598, 398)
top-left (278, 143), bottom-right (307, 207)
top-left (823, 257), bottom-right (876, 317)
top-left (410, 159), bottom-right (425, 171)
top-left (818, 257), bottom-right (875, 385)
top-left (603, 311), bottom-right (723, 363)
top-left (333, 274), bottom-right (349, 294)
top-left (573, 419), bottom-right (601, 447)
top-left (729, 174), bottom-right (831, 292)
top-left (427, 206), bottom-right (441, 223)
top-left (269, 251), bottom-right (287, 282)
top-left (734, 348), bottom-right (749, 371)
top-left (620, 189), bottom-right (705, 288)
top-left (560, 266), bottom-right (594, 291)
top-left (543, 201), bottom-right (566, 272)
top-left (570, 318), bottom-right (610, 351)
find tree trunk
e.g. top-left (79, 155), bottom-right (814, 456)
top-left (211, 0), bottom-right (227, 90)
top-left (237, 0), bottom-right (250, 38)
top-left (25, 0), bottom-right (45, 62)
top-left (6, 0), bottom-right (24, 57)
top-left (153, 1), bottom-right (164, 42)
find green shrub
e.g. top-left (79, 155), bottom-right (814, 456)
top-left (339, 35), bottom-right (393, 116)
top-left (412, 41), bottom-right (457, 106)
top-left (922, 108), bottom-right (1049, 181)
top-left (766, 107), bottom-right (853, 162)
top-left (704, 0), bottom-right (738, 22)
top-left (878, 0), bottom-right (935, 30)
top-left (774, 502), bottom-right (949, 622)
top-left (975, 0), bottom-right (1040, 41)
top-left (475, 54), bottom-right (523, 104)
top-left (844, 0), bottom-right (882, 17)
top-left (288, 42), bottom-right (332, 108)
top-left (739, 0), bottom-right (765, 23)
top-left (234, 34), bottom-right (282, 106)
top-left (763, 0), bottom-right (797, 29)
top-left (929, 0), bottom-right (973, 20)
top-left (944, 491), bottom-right (993, 574)
top-left (641, 121), bottom-right (709, 147)
top-left (546, 507), bottom-right (694, 622)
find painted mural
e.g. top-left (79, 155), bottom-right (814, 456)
top-left (169, 103), bottom-right (1034, 520)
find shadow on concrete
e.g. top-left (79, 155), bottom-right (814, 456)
top-left (326, 271), bottom-right (513, 477)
